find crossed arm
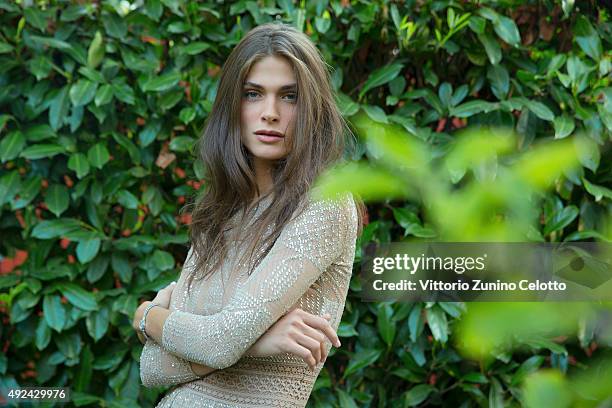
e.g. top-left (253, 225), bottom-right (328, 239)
top-left (136, 193), bottom-right (356, 388)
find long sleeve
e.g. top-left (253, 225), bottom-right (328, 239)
top-left (160, 192), bottom-right (358, 369)
top-left (139, 339), bottom-right (201, 388)
top-left (139, 246), bottom-right (203, 388)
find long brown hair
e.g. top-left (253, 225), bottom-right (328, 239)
top-left (183, 22), bottom-right (365, 294)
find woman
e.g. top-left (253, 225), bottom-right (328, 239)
top-left (132, 22), bottom-right (365, 407)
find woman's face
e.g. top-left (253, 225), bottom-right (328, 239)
top-left (240, 55), bottom-right (297, 165)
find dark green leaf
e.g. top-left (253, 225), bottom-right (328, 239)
top-left (45, 184), bottom-right (70, 217)
top-left (359, 62), bottom-right (404, 100)
top-left (43, 295), bottom-right (66, 332)
top-left (404, 384), bottom-right (434, 406)
top-left (61, 283), bottom-right (98, 311)
top-left (0, 131), bottom-right (25, 163)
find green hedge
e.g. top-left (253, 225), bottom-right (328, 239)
top-left (0, 0), bottom-right (610, 407)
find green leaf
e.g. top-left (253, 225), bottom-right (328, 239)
top-left (24, 7), bottom-right (48, 31)
top-left (179, 107), bottom-right (196, 124)
top-left (404, 384), bottom-right (434, 406)
top-left (336, 389), bottom-right (358, 408)
top-left (94, 84), bottom-right (113, 107)
top-left (143, 72), bottom-right (181, 92)
top-left (151, 250), bottom-right (175, 271)
top-left (12, 175), bottom-right (42, 209)
top-left (463, 372), bottom-right (489, 384)
top-left (408, 303), bottom-right (424, 342)
top-left (20, 144), bottom-right (65, 160)
top-left (45, 184), bottom-right (70, 217)
top-left (181, 42), bottom-right (210, 55)
top-left (544, 205), bottom-right (579, 235)
top-left (25, 124), bottom-right (56, 142)
top-left (111, 80), bottom-right (135, 105)
top-left (68, 153), bottom-right (91, 179)
top-left (477, 33), bottom-right (502, 65)
top-left (487, 64), bottom-right (509, 100)
top-left (49, 86), bottom-right (71, 131)
top-left (169, 136), bottom-right (195, 152)
top-left (87, 143), bottom-right (110, 169)
top-left (0, 131), bottom-right (25, 163)
top-left (376, 303), bottom-right (396, 347)
top-left (553, 114), bottom-right (575, 139)
top-left (76, 239), bottom-right (101, 264)
top-left (337, 322), bottom-right (359, 337)
top-left (86, 255), bottom-right (109, 283)
top-left (489, 377), bottom-right (505, 408)
top-left (574, 15), bottom-right (602, 61)
top-left (582, 178), bottom-right (612, 202)
top-left (56, 331), bottom-right (82, 360)
top-left (74, 346), bottom-right (94, 393)
top-left (426, 305), bottom-right (448, 343)
top-left (438, 301), bottom-right (466, 318)
top-left (343, 349), bottom-right (382, 378)
top-left (111, 132), bottom-right (141, 164)
top-left (102, 13), bottom-right (127, 38)
top-left (359, 62), bottom-right (404, 100)
top-left (315, 12), bottom-right (332, 34)
top-left (0, 41), bottom-right (14, 54)
top-left (494, 15), bottom-right (521, 47)
top-left (87, 31), bottom-right (105, 68)
top-left (70, 79), bottom-right (98, 107)
top-left (35, 317), bottom-right (52, 350)
top-left (29, 35), bottom-right (72, 50)
top-left (61, 283), bottom-right (98, 311)
top-left (43, 294), bottom-right (66, 332)
top-left (362, 105), bottom-right (388, 123)
top-left (116, 190), bottom-right (139, 209)
top-left (451, 100), bottom-right (497, 117)
top-left (526, 101), bottom-right (555, 121)
top-left (31, 218), bottom-right (83, 239)
top-left (511, 355), bottom-right (545, 386)
top-left (86, 307), bottom-right (109, 341)
top-left (111, 252), bottom-right (132, 283)
top-left (336, 93), bottom-right (360, 117)
top-left (438, 82), bottom-right (452, 105)
top-left (0, 171), bottom-right (21, 207)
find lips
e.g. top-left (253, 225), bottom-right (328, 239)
top-left (255, 130), bottom-right (284, 138)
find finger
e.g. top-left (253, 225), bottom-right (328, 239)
top-left (302, 313), bottom-right (341, 347)
top-left (320, 337), bottom-right (327, 364)
top-left (287, 342), bottom-right (317, 370)
top-left (298, 323), bottom-right (327, 345)
top-left (294, 333), bottom-right (322, 365)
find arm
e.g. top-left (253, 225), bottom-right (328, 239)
top-left (140, 338), bottom-right (207, 388)
top-left (148, 193), bottom-right (357, 369)
top-left (137, 254), bottom-right (217, 388)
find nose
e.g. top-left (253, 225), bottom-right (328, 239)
top-left (261, 96), bottom-right (280, 123)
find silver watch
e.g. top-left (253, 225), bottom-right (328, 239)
top-left (139, 302), bottom-right (160, 341)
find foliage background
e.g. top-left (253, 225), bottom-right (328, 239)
top-left (0, 0), bottom-right (610, 407)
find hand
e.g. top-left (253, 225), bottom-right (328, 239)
top-left (132, 281), bottom-right (176, 344)
top-left (151, 281), bottom-right (177, 309)
top-left (244, 308), bottom-right (341, 370)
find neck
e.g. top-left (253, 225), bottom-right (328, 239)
top-left (252, 157), bottom-right (274, 198)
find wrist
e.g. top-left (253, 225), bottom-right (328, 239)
top-left (139, 302), bottom-right (161, 342)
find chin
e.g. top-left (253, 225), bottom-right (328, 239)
top-left (247, 146), bottom-right (288, 162)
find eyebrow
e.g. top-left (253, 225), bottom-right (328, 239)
top-left (243, 81), bottom-right (297, 91)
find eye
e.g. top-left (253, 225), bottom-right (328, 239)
top-left (283, 93), bottom-right (297, 102)
top-left (243, 90), bottom-right (260, 99)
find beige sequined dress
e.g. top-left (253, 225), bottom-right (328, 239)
top-left (139, 190), bottom-right (358, 407)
